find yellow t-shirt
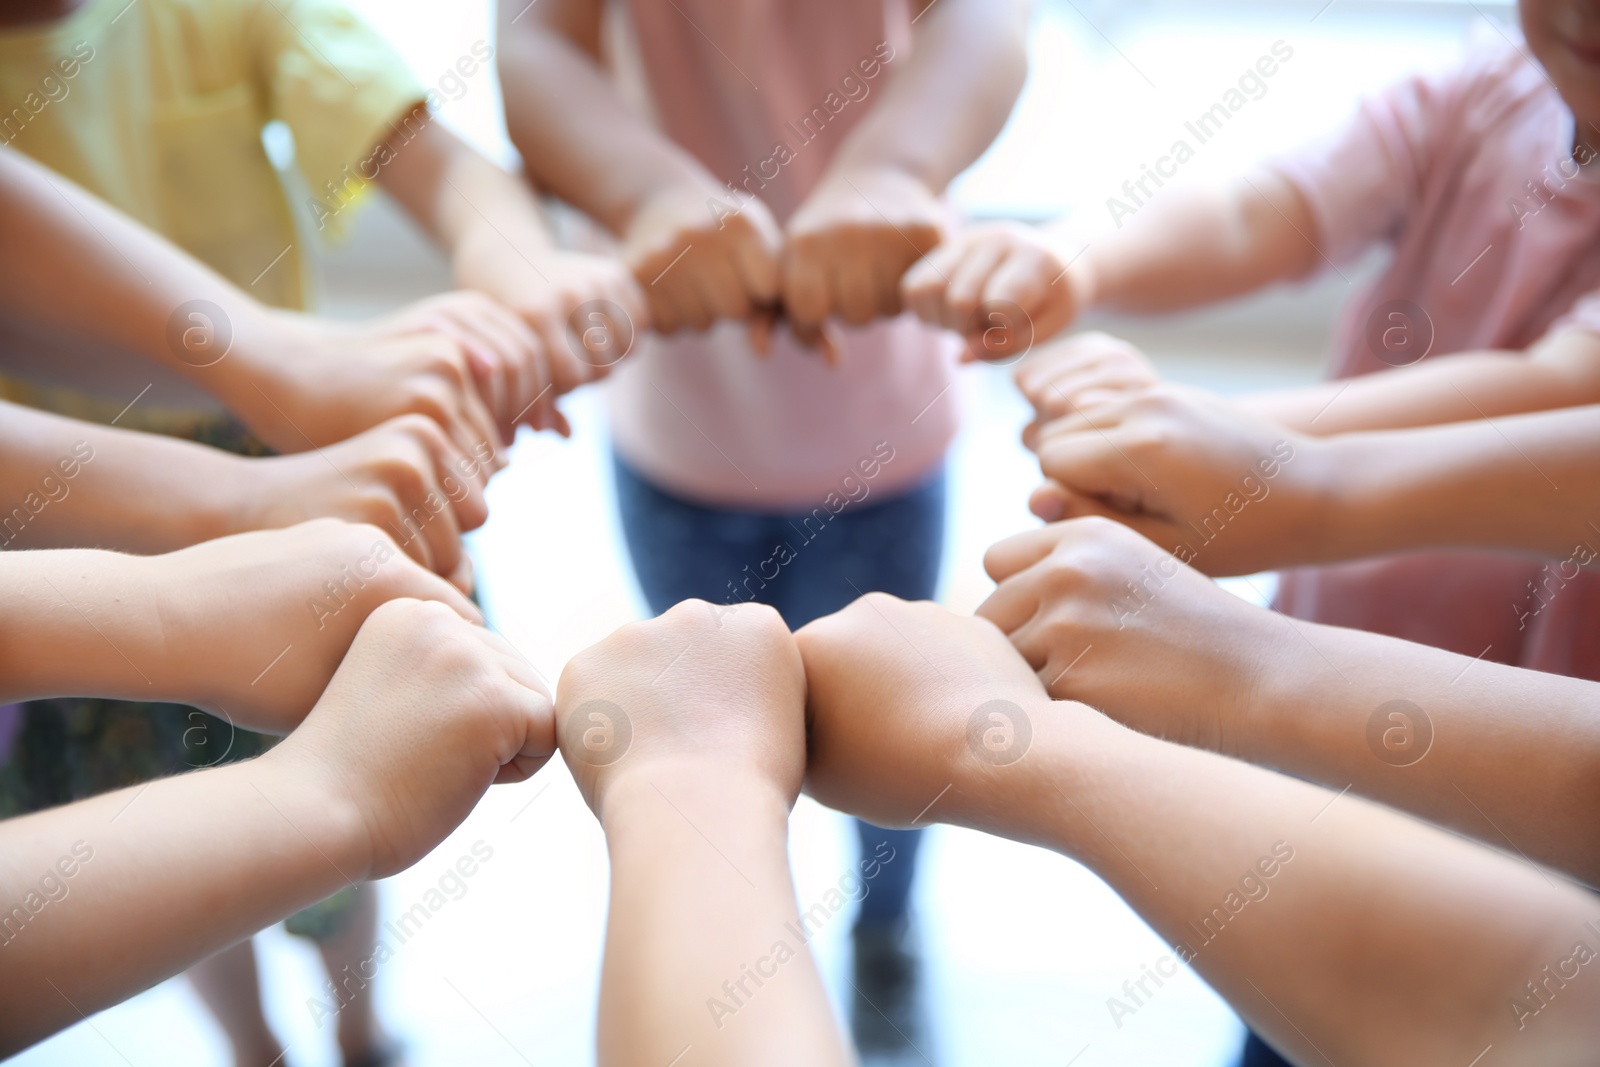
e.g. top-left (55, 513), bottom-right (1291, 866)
top-left (0, 0), bottom-right (424, 432)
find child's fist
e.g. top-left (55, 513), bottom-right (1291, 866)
top-left (795, 594), bottom-right (1056, 836)
top-left (145, 519), bottom-right (482, 735)
top-left (903, 222), bottom-right (1085, 362)
top-left (271, 598), bottom-right (556, 879)
top-left (1014, 332), bottom-right (1161, 446)
top-left (979, 517), bottom-right (1277, 750)
top-left (236, 414), bottom-right (492, 583)
top-left (782, 166), bottom-right (945, 333)
top-left (623, 184), bottom-right (783, 335)
top-left (555, 600), bottom-right (807, 818)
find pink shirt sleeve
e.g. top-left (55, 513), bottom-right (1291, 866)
top-left (1266, 62), bottom-right (1472, 267)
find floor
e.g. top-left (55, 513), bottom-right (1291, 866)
top-left (10, 1), bottom-right (1505, 1062)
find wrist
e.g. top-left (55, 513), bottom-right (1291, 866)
top-left (601, 759), bottom-right (793, 842)
top-left (248, 743), bottom-right (375, 882)
top-left (1003, 695), bottom-right (1151, 854)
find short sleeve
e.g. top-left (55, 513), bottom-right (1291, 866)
top-left (252, 0), bottom-right (424, 223)
top-left (1263, 61), bottom-right (1473, 268)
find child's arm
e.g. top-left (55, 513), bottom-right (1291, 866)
top-left (496, 0), bottom-right (784, 337)
top-left (979, 517), bottom-right (1600, 886)
top-left (0, 522), bottom-right (480, 736)
top-left (1242, 325), bottom-right (1600, 433)
top-left (798, 595), bottom-right (1600, 1066)
top-left (0, 403), bottom-right (487, 569)
top-left (0, 598), bottom-right (555, 1056)
top-left (0, 147), bottom-right (504, 455)
top-left (371, 112), bottom-right (646, 417)
top-left (556, 601), bottom-right (849, 1067)
top-left (1024, 386), bottom-right (1600, 572)
top-left (780, 0), bottom-right (1030, 337)
top-left (904, 172), bottom-right (1320, 356)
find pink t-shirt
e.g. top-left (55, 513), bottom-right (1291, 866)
top-left (602, 0), bottom-right (960, 510)
top-left (1269, 37), bottom-right (1600, 679)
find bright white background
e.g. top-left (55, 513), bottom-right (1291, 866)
top-left (13, 2), bottom-right (1511, 1065)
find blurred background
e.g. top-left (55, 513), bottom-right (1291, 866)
top-left (12, 1), bottom-right (1511, 1064)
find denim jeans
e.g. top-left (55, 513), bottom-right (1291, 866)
top-left (612, 454), bottom-right (947, 925)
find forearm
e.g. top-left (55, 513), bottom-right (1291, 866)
top-left (0, 753), bottom-right (363, 1054)
top-left (598, 768), bottom-right (847, 1067)
top-left (1246, 337), bottom-right (1600, 435)
top-left (1230, 614), bottom-right (1600, 885)
top-left (1015, 704), bottom-right (1600, 1064)
top-left (1311, 406), bottom-right (1600, 560)
top-left (496, 13), bottom-right (719, 233)
top-left (1070, 173), bottom-right (1318, 315)
top-left (375, 118), bottom-right (557, 268)
top-left (826, 0), bottom-right (1027, 193)
top-left (0, 401), bottom-right (253, 553)
top-left (0, 148), bottom-right (292, 410)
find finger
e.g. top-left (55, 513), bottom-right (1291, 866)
top-left (941, 239), bottom-right (1008, 334)
top-left (1035, 432), bottom-right (1143, 505)
top-left (818, 320), bottom-right (844, 367)
top-left (732, 212), bottom-right (783, 305)
top-left (986, 253), bottom-right (1074, 343)
top-left (902, 244), bottom-right (947, 326)
top-left (833, 247), bottom-right (878, 326)
top-left (782, 243), bottom-right (831, 329)
top-left (406, 559), bottom-right (484, 624)
top-left (748, 305), bottom-right (778, 357)
top-left (449, 553), bottom-right (476, 598)
top-left (982, 524), bottom-right (1074, 584)
top-left (697, 252), bottom-right (753, 323)
top-left (972, 571), bottom-right (1042, 640)
top-left (1029, 480), bottom-right (1128, 524)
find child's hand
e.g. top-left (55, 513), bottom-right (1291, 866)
top-left (364, 291), bottom-right (570, 441)
top-left (1014, 332), bottom-right (1161, 446)
top-left (236, 307), bottom-right (506, 463)
top-left (621, 183), bottom-right (783, 336)
top-left (268, 598), bottom-right (555, 880)
top-left (795, 594), bottom-right (1063, 836)
top-left (781, 166), bottom-right (945, 338)
top-left (232, 415), bottom-right (491, 580)
top-left (456, 244), bottom-right (649, 414)
top-left (902, 222), bottom-right (1085, 361)
top-left (555, 599), bottom-right (807, 818)
top-left (144, 519), bottom-right (482, 735)
top-left (1026, 386), bottom-right (1322, 576)
top-left (979, 517), bottom-right (1278, 751)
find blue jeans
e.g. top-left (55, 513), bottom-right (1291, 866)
top-left (612, 454), bottom-right (947, 925)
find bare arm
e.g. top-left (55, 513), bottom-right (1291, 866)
top-left (557, 602), bottom-right (849, 1067)
top-left (1026, 387), bottom-right (1600, 571)
top-left (0, 599), bottom-right (555, 1056)
top-left (495, 0), bottom-right (715, 234)
top-left (1244, 327), bottom-right (1600, 434)
top-left (903, 171), bottom-right (1318, 352)
top-left (800, 596), bottom-right (1600, 1067)
top-left (981, 517), bottom-right (1600, 886)
top-left (1072, 172), bottom-right (1321, 314)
